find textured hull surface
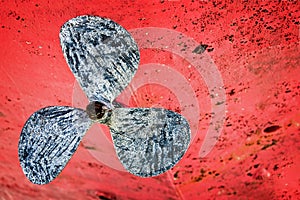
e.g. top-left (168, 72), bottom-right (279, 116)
top-left (0, 1), bottom-right (299, 199)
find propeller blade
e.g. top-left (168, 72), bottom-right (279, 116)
top-left (108, 108), bottom-right (190, 177)
top-left (18, 106), bottom-right (92, 184)
top-left (60, 15), bottom-right (140, 106)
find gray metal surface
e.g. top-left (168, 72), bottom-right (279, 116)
top-left (18, 106), bottom-right (92, 184)
top-left (60, 15), bottom-right (140, 107)
top-left (108, 108), bottom-right (190, 177)
top-left (18, 16), bottom-right (191, 185)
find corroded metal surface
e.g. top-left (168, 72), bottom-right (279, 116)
top-left (18, 15), bottom-right (190, 186)
top-left (18, 106), bottom-right (92, 184)
top-left (109, 108), bottom-right (190, 177)
top-left (60, 15), bottom-right (140, 106)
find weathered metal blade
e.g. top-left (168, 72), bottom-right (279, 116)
top-left (108, 108), bottom-right (190, 177)
top-left (18, 106), bottom-right (92, 184)
top-left (60, 15), bottom-right (140, 106)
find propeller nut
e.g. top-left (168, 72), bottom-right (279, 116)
top-left (86, 101), bottom-right (109, 120)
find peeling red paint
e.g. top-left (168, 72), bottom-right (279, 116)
top-left (0, 0), bottom-right (299, 199)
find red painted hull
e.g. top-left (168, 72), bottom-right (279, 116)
top-left (0, 1), bottom-right (299, 199)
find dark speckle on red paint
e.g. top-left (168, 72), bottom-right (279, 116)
top-left (98, 195), bottom-right (114, 200)
top-left (273, 164), bottom-right (279, 171)
top-left (96, 191), bottom-right (117, 200)
top-left (207, 47), bottom-right (214, 52)
top-left (229, 89), bottom-right (235, 96)
top-left (261, 139), bottom-right (278, 150)
top-left (192, 44), bottom-right (208, 54)
top-left (263, 125), bottom-right (281, 133)
top-left (173, 171), bottom-right (179, 180)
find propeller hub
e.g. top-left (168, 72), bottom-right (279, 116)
top-left (86, 101), bottom-right (110, 121)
